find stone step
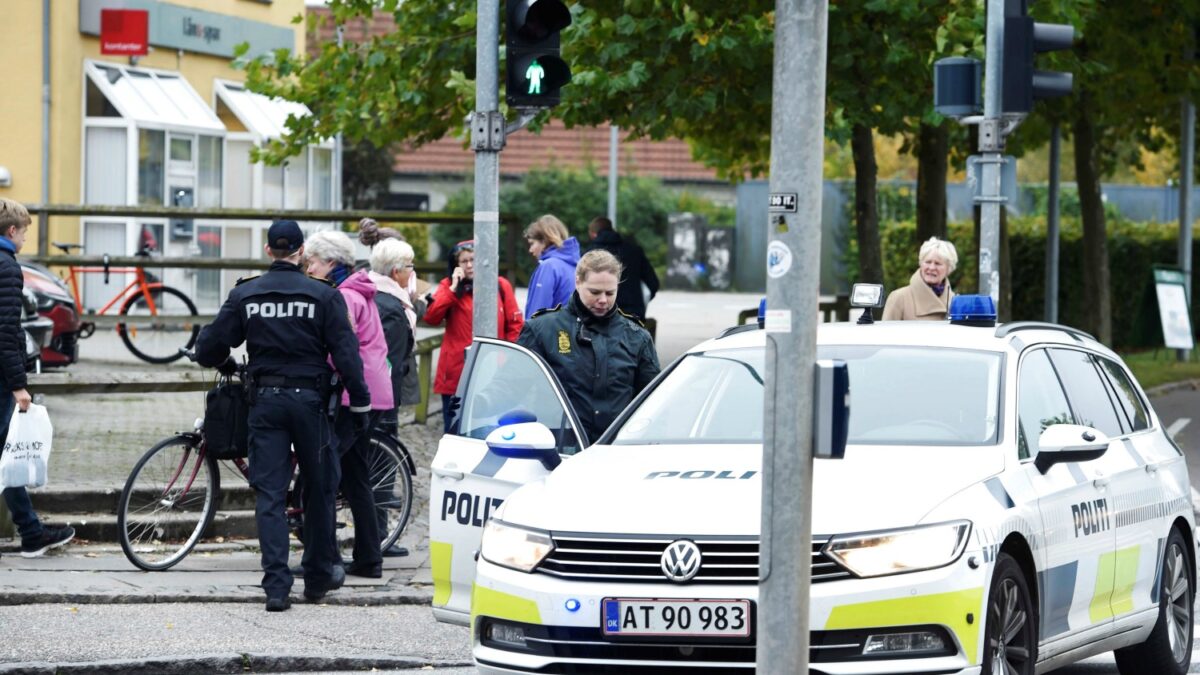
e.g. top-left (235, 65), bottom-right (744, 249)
top-left (42, 509), bottom-right (259, 544)
top-left (26, 485), bottom-right (257, 516)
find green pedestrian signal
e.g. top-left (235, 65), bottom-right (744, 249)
top-left (526, 59), bottom-right (545, 95)
top-left (506, 0), bottom-right (572, 108)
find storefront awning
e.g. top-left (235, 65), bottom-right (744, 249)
top-left (214, 80), bottom-right (315, 142)
top-left (84, 60), bottom-right (224, 133)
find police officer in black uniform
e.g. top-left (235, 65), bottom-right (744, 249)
top-left (194, 220), bottom-right (371, 612)
top-left (518, 249), bottom-right (660, 442)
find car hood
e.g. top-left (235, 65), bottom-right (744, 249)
top-left (499, 444), bottom-right (1004, 536)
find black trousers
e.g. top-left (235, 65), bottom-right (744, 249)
top-left (334, 408), bottom-right (383, 568)
top-left (248, 387), bottom-right (340, 598)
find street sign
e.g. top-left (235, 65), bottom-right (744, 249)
top-left (1154, 268), bottom-right (1195, 350)
top-left (769, 193), bottom-right (798, 213)
top-left (100, 9), bottom-right (149, 56)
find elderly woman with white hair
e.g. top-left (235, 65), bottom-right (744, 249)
top-left (304, 229), bottom-right (392, 576)
top-left (882, 236), bottom-right (958, 321)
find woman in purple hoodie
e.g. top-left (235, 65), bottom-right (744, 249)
top-left (523, 215), bottom-right (580, 318)
top-left (304, 230), bottom-right (393, 579)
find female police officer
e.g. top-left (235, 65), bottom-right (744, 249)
top-left (517, 249), bottom-right (661, 443)
top-left (194, 220), bottom-right (371, 611)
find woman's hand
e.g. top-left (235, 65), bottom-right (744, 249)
top-left (450, 266), bottom-right (466, 292)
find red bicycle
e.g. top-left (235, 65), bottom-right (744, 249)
top-left (52, 242), bottom-right (199, 364)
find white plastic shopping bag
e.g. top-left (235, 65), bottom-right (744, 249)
top-left (0, 403), bottom-right (53, 489)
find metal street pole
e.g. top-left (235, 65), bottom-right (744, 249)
top-left (1178, 99), bottom-right (1195, 361)
top-left (334, 25), bottom-right (345, 212)
top-left (757, 0), bottom-right (827, 672)
top-left (39, 0), bottom-right (51, 257)
top-left (977, 0), bottom-right (1006, 304)
top-left (607, 125), bottom-right (619, 228)
top-left (472, 0), bottom-right (501, 338)
top-left (1044, 123), bottom-right (1061, 323)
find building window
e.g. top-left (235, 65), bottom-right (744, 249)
top-left (224, 140), bottom-right (253, 208)
top-left (85, 127), bottom-right (127, 205)
top-left (196, 225), bottom-right (222, 309)
top-left (285, 154), bottom-right (307, 210)
top-left (138, 129), bottom-right (165, 206)
top-left (263, 163), bottom-right (283, 209)
top-left (197, 136), bottom-right (223, 208)
top-left (170, 137), bottom-right (193, 163)
top-left (312, 148), bottom-right (332, 210)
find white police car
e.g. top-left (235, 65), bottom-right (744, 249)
top-left (427, 297), bottom-right (1196, 675)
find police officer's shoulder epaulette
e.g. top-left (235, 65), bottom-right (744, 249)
top-left (234, 274), bottom-right (261, 286)
top-left (617, 308), bottom-right (647, 328)
top-left (530, 304), bottom-right (563, 319)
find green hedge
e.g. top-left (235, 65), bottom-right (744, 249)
top-left (853, 217), bottom-right (1196, 349)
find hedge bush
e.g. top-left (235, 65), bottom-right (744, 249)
top-left (850, 216), bottom-right (1196, 349)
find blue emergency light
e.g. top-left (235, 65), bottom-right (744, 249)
top-left (948, 295), bottom-right (997, 326)
top-left (757, 298), bottom-right (767, 328)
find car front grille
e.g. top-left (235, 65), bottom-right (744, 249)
top-left (536, 533), bottom-right (852, 584)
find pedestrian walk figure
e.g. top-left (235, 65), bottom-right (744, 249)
top-left (526, 59), bottom-right (545, 94)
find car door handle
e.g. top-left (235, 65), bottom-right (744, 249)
top-left (432, 467), bottom-right (465, 481)
top-left (1093, 477), bottom-right (1110, 489)
top-left (1145, 463), bottom-right (1159, 475)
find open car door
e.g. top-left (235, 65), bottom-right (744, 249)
top-left (429, 337), bottom-right (587, 625)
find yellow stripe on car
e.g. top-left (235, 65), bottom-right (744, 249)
top-left (431, 541), bottom-right (453, 607)
top-left (825, 588), bottom-right (986, 665)
top-left (472, 583), bottom-right (542, 624)
top-left (1090, 546), bottom-right (1141, 622)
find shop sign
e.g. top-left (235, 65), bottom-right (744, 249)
top-left (100, 9), bottom-right (149, 56)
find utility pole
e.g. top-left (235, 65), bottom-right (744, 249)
top-left (1044, 122), bottom-right (1061, 323)
top-left (472, 0), bottom-right (502, 338)
top-left (1179, 99), bottom-right (1195, 362)
top-left (334, 25), bottom-right (345, 212)
top-left (757, 0), bottom-right (827, 672)
top-left (977, 0), bottom-right (1006, 304)
top-left (607, 125), bottom-right (619, 227)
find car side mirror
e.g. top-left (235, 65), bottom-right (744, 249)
top-left (486, 421), bottom-right (562, 472)
top-left (1034, 424), bottom-right (1109, 474)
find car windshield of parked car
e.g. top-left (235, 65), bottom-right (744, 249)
top-left (612, 344), bottom-right (1002, 446)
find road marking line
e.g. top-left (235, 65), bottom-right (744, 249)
top-left (1168, 417), bottom-right (1191, 440)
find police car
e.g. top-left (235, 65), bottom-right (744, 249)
top-left (428, 296), bottom-right (1196, 675)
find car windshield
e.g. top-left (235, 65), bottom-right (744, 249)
top-left (612, 345), bottom-right (1003, 446)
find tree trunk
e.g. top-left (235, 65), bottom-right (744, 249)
top-left (1072, 92), bottom-right (1113, 345)
top-left (851, 123), bottom-right (884, 285)
top-left (916, 122), bottom-right (949, 242)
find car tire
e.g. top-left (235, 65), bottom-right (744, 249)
top-left (1114, 527), bottom-right (1194, 675)
top-left (982, 553), bottom-right (1037, 675)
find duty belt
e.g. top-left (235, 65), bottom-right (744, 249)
top-left (255, 374), bottom-right (324, 390)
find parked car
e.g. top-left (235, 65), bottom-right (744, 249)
top-left (21, 287), bottom-right (53, 372)
top-left (20, 260), bottom-right (82, 368)
top-left (430, 298), bottom-right (1196, 675)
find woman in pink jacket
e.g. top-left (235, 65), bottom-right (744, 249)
top-left (304, 230), bottom-right (392, 579)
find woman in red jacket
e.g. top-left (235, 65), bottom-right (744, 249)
top-left (424, 240), bottom-right (523, 433)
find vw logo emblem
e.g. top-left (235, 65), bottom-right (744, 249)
top-left (660, 540), bottom-right (702, 583)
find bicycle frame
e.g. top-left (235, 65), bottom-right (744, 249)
top-left (159, 432), bottom-right (207, 505)
top-left (64, 264), bottom-right (161, 316)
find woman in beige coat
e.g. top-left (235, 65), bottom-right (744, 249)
top-left (882, 237), bottom-right (958, 321)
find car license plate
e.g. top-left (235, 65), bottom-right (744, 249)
top-left (602, 598), bottom-right (751, 638)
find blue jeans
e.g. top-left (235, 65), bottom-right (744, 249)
top-left (0, 393), bottom-right (44, 543)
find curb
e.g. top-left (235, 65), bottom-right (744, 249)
top-left (0, 588), bottom-right (434, 607)
top-left (0, 654), bottom-right (473, 674)
top-left (1145, 378), bottom-right (1200, 398)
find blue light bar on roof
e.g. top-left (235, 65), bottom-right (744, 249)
top-left (948, 295), bottom-right (997, 326)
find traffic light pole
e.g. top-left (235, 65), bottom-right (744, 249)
top-left (757, 0), bottom-right (828, 672)
top-left (472, 0), bottom-right (502, 339)
top-left (977, 0), bottom-right (1006, 305)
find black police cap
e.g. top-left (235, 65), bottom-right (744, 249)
top-left (267, 220), bottom-right (304, 252)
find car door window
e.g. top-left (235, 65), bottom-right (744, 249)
top-left (1096, 357), bottom-right (1149, 433)
top-left (459, 341), bottom-right (585, 455)
top-left (1047, 348), bottom-right (1125, 439)
top-left (1017, 349), bottom-right (1075, 460)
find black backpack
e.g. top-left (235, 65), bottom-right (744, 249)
top-left (204, 382), bottom-right (250, 460)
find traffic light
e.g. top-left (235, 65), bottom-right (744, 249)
top-left (1001, 0), bottom-right (1074, 115)
top-left (506, 0), bottom-right (572, 109)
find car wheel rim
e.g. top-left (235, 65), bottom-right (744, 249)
top-left (989, 577), bottom-right (1031, 675)
top-left (1164, 543), bottom-right (1192, 664)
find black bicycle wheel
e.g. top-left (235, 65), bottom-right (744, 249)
top-left (118, 285), bottom-right (199, 364)
top-left (333, 433), bottom-right (413, 554)
top-left (117, 434), bottom-right (219, 571)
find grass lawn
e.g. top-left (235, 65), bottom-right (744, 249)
top-left (1120, 349), bottom-right (1200, 391)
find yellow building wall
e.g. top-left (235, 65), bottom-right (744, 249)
top-left (0, 0), bottom-right (304, 248)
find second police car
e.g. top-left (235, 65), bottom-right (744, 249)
top-left (427, 296), bottom-right (1196, 674)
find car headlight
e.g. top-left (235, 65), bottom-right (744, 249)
top-left (824, 520), bottom-right (971, 578)
top-left (480, 520), bottom-right (554, 573)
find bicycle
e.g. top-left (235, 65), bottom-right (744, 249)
top-left (116, 361), bottom-right (416, 571)
top-left (51, 241), bottom-right (199, 364)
